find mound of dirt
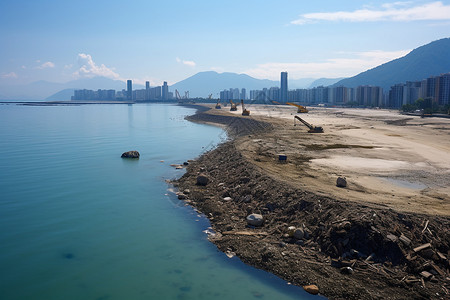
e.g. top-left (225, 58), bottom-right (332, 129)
top-left (175, 108), bottom-right (450, 300)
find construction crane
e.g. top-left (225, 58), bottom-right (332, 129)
top-left (241, 99), bottom-right (250, 116)
top-left (175, 89), bottom-right (182, 102)
top-left (287, 102), bottom-right (308, 113)
top-left (229, 100), bottom-right (238, 111)
top-left (215, 99), bottom-right (221, 109)
top-left (294, 116), bottom-right (323, 133)
top-left (184, 91), bottom-right (190, 99)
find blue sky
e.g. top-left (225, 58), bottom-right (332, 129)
top-left (1, 0), bottom-right (449, 86)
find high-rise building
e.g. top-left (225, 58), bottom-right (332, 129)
top-left (280, 72), bottom-right (288, 103)
top-left (162, 81), bottom-right (169, 100)
top-left (240, 88), bottom-right (246, 100)
top-left (127, 80), bottom-right (132, 100)
top-left (145, 81), bottom-right (150, 100)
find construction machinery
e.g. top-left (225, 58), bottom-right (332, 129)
top-left (294, 116), bottom-right (323, 133)
top-left (229, 100), bottom-right (238, 111)
top-left (287, 102), bottom-right (308, 113)
top-left (215, 99), bottom-right (221, 109)
top-left (241, 100), bottom-right (250, 116)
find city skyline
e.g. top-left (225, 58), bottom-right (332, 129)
top-left (1, 1), bottom-right (450, 87)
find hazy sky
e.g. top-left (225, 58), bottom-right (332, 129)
top-left (1, 0), bottom-right (449, 86)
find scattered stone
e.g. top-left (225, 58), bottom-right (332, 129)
top-left (199, 167), bottom-right (206, 172)
top-left (121, 150), bottom-right (139, 158)
top-left (223, 197), bottom-right (232, 201)
top-left (177, 193), bottom-right (186, 200)
top-left (196, 174), bottom-right (209, 186)
top-left (246, 213), bottom-right (264, 227)
top-left (183, 161), bottom-right (189, 166)
top-left (336, 176), bottom-right (347, 188)
top-left (293, 228), bottom-right (304, 240)
top-left (287, 226), bottom-right (296, 237)
top-left (340, 266), bottom-right (354, 275)
top-left (183, 189), bottom-right (190, 194)
top-left (303, 284), bottom-right (319, 295)
top-left (176, 165), bottom-right (183, 169)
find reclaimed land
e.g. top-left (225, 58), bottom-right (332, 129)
top-left (175, 104), bottom-right (450, 300)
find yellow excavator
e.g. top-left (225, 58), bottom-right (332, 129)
top-left (294, 116), bottom-right (323, 133)
top-left (215, 99), bottom-right (221, 109)
top-left (287, 102), bottom-right (308, 113)
top-left (229, 100), bottom-right (238, 111)
top-left (241, 100), bottom-right (250, 116)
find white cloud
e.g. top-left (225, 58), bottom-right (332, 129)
top-left (73, 53), bottom-right (120, 79)
top-left (64, 64), bottom-right (73, 70)
top-left (1, 72), bottom-right (18, 79)
top-left (291, 1), bottom-right (450, 24)
top-left (36, 61), bottom-right (55, 69)
top-left (176, 57), bottom-right (196, 67)
top-left (243, 49), bottom-right (410, 79)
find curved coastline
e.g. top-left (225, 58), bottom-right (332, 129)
top-left (176, 104), bottom-right (450, 300)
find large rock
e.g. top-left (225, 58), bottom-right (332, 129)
top-left (303, 284), bottom-right (319, 295)
top-left (196, 174), bottom-right (209, 186)
top-left (121, 151), bottom-right (140, 158)
top-left (246, 213), bottom-right (264, 227)
top-left (336, 176), bottom-right (347, 188)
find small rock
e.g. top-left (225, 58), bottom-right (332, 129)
top-left (223, 197), bottom-right (232, 201)
top-left (196, 174), bottom-right (209, 186)
top-left (336, 176), bottom-right (347, 188)
top-left (121, 150), bottom-right (140, 158)
top-left (183, 189), bottom-right (190, 194)
top-left (287, 226), bottom-right (296, 237)
top-left (183, 161), bottom-right (189, 166)
top-left (340, 266), bottom-right (354, 275)
top-left (303, 284), bottom-right (319, 295)
top-left (177, 193), bottom-right (186, 200)
top-left (246, 213), bottom-right (264, 227)
top-left (293, 228), bottom-right (304, 240)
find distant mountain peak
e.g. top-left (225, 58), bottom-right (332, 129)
top-left (333, 38), bottom-right (450, 90)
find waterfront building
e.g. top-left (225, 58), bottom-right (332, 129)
top-left (240, 88), bottom-right (246, 100)
top-left (127, 80), bottom-right (132, 100)
top-left (162, 81), bottom-right (169, 100)
top-left (438, 73), bottom-right (450, 105)
top-left (280, 72), bottom-right (288, 103)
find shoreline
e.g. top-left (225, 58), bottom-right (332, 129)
top-left (175, 105), bottom-right (450, 299)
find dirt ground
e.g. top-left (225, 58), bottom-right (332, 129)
top-left (226, 104), bottom-right (450, 216)
top-left (174, 104), bottom-right (450, 299)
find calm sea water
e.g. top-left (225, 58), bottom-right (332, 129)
top-left (0, 103), bottom-right (317, 300)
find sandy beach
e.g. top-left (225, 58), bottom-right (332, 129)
top-left (175, 104), bottom-right (450, 300)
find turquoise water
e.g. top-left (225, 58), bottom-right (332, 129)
top-left (0, 103), bottom-right (316, 300)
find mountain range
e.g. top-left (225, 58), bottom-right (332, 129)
top-left (0, 38), bottom-right (448, 100)
top-left (333, 38), bottom-right (450, 90)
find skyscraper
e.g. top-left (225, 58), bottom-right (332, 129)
top-left (280, 72), bottom-right (288, 103)
top-left (127, 80), bottom-right (132, 100)
top-left (162, 81), bottom-right (169, 100)
top-left (145, 81), bottom-right (150, 100)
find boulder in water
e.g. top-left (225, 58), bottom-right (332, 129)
top-left (121, 151), bottom-right (140, 159)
